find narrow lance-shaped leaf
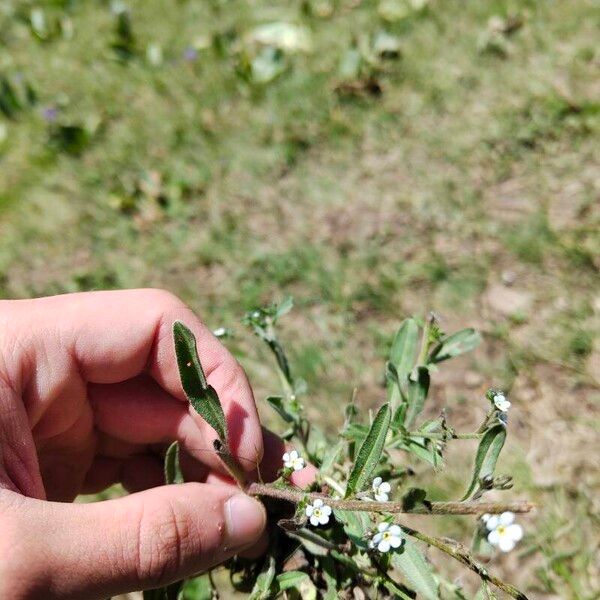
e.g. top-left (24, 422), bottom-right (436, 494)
top-left (164, 441), bottom-right (180, 485)
top-left (392, 538), bottom-right (439, 600)
top-left (173, 321), bottom-right (227, 443)
top-left (405, 366), bottom-right (430, 428)
top-left (461, 423), bottom-right (507, 500)
top-left (388, 319), bottom-right (419, 408)
top-left (429, 328), bottom-right (481, 363)
top-left (345, 403), bottom-right (391, 497)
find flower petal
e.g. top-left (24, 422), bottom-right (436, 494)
top-left (289, 450), bottom-right (299, 460)
top-left (390, 536), bottom-right (402, 548)
top-left (313, 498), bottom-right (323, 508)
top-left (310, 515), bottom-right (320, 527)
top-left (379, 482), bottom-right (391, 493)
top-left (378, 539), bottom-right (391, 552)
top-left (373, 476), bottom-right (383, 489)
top-left (481, 513), bottom-right (491, 522)
top-left (321, 505), bottom-right (332, 516)
top-left (374, 493), bottom-right (389, 502)
top-left (282, 452), bottom-right (290, 462)
top-left (487, 529), bottom-right (500, 546)
top-left (507, 524), bottom-right (523, 542)
top-left (305, 506), bottom-right (313, 517)
top-left (498, 536), bottom-right (515, 553)
top-left (500, 512), bottom-right (514, 526)
top-left (389, 525), bottom-right (402, 537)
top-left (486, 515), bottom-right (500, 530)
top-left (319, 513), bottom-right (329, 525)
top-left (378, 522), bottom-right (389, 533)
top-left (372, 533), bottom-right (383, 544)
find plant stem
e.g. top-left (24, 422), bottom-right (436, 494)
top-left (409, 431), bottom-right (483, 441)
top-left (401, 525), bottom-right (529, 599)
top-left (246, 483), bottom-right (535, 515)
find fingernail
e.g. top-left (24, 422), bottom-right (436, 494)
top-left (225, 494), bottom-right (266, 548)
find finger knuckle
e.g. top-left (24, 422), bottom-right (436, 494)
top-left (134, 499), bottom-right (193, 587)
top-left (0, 509), bottom-right (46, 599)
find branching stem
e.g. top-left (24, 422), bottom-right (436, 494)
top-left (400, 525), bottom-right (529, 599)
top-left (246, 483), bottom-right (535, 515)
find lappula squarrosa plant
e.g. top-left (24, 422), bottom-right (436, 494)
top-left (147, 300), bottom-right (534, 600)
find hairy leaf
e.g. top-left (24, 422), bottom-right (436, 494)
top-left (164, 441), bottom-right (181, 485)
top-left (405, 366), bottom-right (430, 427)
top-left (429, 328), bottom-right (481, 363)
top-left (392, 538), bottom-right (439, 600)
top-left (462, 423), bottom-right (507, 500)
top-left (249, 554), bottom-right (277, 600)
top-left (173, 321), bottom-right (227, 443)
top-left (388, 318), bottom-right (419, 406)
top-left (277, 571), bottom-right (309, 591)
top-left (345, 403), bottom-right (391, 497)
top-left (265, 395), bottom-right (296, 423)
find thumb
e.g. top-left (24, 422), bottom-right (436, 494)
top-left (4, 483), bottom-right (265, 599)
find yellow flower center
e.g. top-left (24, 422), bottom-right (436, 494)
top-left (383, 531), bottom-right (391, 540)
top-left (497, 526), bottom-right (506, 535)
top-left (314, 509), bottom-right (321, 517)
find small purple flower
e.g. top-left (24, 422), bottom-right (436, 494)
top-left (183, 46), bottom-right (198, 62)
top-left (42, 106), bottom-right (58, 122)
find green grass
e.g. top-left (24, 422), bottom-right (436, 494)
top-left (1, 0), bottom-right (599, 597)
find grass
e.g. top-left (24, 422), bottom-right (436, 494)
top-left (1, 0), bottom-right (599, 597)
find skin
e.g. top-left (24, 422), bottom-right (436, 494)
top-left (0, 289), bottom-right (315, 599)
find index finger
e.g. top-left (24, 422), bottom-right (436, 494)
top-left (12, 289), bottom-right (263, 471)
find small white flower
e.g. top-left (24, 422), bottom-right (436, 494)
top-left (485, 512), bottom-right (523, 553)
top-left (493, 393), bottom-right (511, 412)
top-left (305, 498), bottom-right (332, 527)
top-left (481, 513), bottom-right (491, 523)
top-left (372, 476), bottom-right (392, 502)
top-left (369, 522), bottom-right (404, 553)
top-left (282, 449), bottom-right (305, 471)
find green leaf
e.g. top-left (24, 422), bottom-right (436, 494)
top-left (265, 395), bottom-right (296, 423)
top-left (182, 573), bottom-right (216, 600)
top-left (461, 423), bottom-right (507, 500)
top-left (249, 554), bottom-right (277, 600)
top-left (276, 571), bottom-right (309, 591)
top-left (320, 439), bottom-right (345, 476)
top-left (173, 321), bottom-right (227, 443)
top-left (164, 441), bottom-right (181, 485)
top-left (345, 403), bottom-right (391, 497)
top-left (333, 509), bottom-right (371, 549)
top-left (392, 538), bottom-right (439, 600)
top-left (402, 488), bottom-right (431, 512)
top-left (405, 366), bottom-right (430, 427)
top-left (429, 328), bottom-right (482, 363)
top-left (388, 319), bottom-right (419, 406)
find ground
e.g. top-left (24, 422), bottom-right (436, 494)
top-left (0, 0), bottom-right (598, 597)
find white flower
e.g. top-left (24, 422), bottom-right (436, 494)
top-left (481, 513), bottom-right (491, 523)
top-left (305, 498), bottom-right (332, 527)
top-left (369, 522), bottom-right (404, 553)
top-left (282, 449), bottom-right (305, 471)
top-left (485, 512), bottom-right (523, 552)
top-left (493, 393), bottom-right (511, 412)
top-left (372, 476), bottom-right (392, 502)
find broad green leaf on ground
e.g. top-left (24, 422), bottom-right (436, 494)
top-left (429, 328), bottom-right (482, 364)
top-left (173, 321), bottom-right (227, 443)
top-left (405, 366), bottom-right (430, 427)
top-left (462, 423), bottom-right (507, 500)
top-left (392, 538), bottom-right (439, 600)
top-left (183, 574), bottom-right (216, 600)
top-left (345, 403), bottom-right (391, 497)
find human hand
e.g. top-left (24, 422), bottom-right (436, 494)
top-left (0, 289), bottom-right (313, 599)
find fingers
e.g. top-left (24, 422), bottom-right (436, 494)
top-left (1, 484), bottom-right (266, 599)
top-left (15, 289), bottom-right (263, 473)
